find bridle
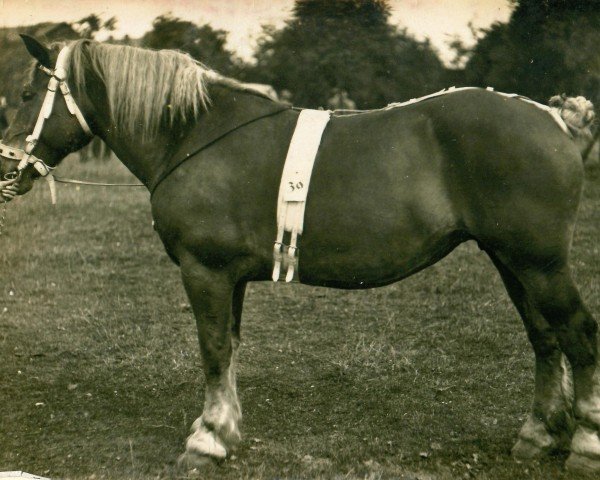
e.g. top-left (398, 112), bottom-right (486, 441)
top-left (0, 45), bottom-right (93, 182)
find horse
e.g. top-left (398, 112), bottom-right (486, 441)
top-left (1, 36), bottom-right (599, 474)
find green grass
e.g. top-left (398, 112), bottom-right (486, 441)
top-left (0, 157), bottom-right (598, 479)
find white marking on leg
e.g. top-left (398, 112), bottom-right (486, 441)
top-left (188, 355), bottom-right (242, 459)
top-left (575, 361), bottom-right (600, 427)
top-left (560, 354), bottom-right (574, 407)
top-left (517, 415), bottom-right (555, 450)
top-left (186, 426), bottom-right (227, 459)
top-left (571, 426), bottom-right (600, 457)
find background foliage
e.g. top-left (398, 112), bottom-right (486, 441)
top-left (461, 0), bottom-right (600, 104)
top-left (248, 0), bottom-right (445, 108)
top-left (0, 0), bottom-right (598, 123)
top-left (141, 14), bottom-right (241, 76)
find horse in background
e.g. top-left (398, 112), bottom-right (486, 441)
top-left (1, 36), bottom-right (599, 475)
top-left (327, 88), bottom-right (356, 110)
top-left (79, 136), bottom-right (112, 162)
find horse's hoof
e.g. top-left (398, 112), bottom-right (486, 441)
top-left (565, 452), bottom-right (600, 476)
top-left (512, 416), bottom-right (558, 460)
top-left (512, 438), bottom-right (547, 459)
top-left (566, 426), bottom-right (600, 475)
top-left (177, 451), bottom-right (220, 472)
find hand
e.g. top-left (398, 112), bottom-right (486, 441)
top-left (0, 179), bottom-right (18, 202)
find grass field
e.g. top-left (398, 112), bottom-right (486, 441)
top-left (0, 157), bottom-right (598, 480)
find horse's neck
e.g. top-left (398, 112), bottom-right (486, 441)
top-left (190, 85), bottom-right (287, 140)
top-left (99, 131), bottom-right (170, 187)
top-left (199, 84), bottom-right (284, 125)
top-left (92, 108), bottom-right (184, 188)
top-left (95, 84), bottom-right (284, 188)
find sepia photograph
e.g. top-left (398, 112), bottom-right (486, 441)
top-left (0, 0), bottom-right (598, 478)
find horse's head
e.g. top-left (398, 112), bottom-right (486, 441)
top-left (0, 35), bottom-right (94, 196)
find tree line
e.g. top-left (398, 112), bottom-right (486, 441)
top-left (139, 0), bottom-right (600, 109)
top-left (0, 0), bottom-right (598, 110)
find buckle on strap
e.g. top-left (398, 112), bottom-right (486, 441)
top-left (38, 64), bottom-right (54, 76)
top-left (30, 157), bottom-right (55, 177)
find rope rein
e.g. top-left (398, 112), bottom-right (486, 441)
top-left (53, 175), bottom-right (145, 187)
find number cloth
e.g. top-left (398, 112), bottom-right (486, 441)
top-left (273, 109), bottom-right (331, 282)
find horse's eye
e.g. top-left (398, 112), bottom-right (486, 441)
top-left (21, 89), bottom-right (35, 102)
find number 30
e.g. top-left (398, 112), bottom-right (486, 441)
top-left (288, 181), bottom-right (304, 192)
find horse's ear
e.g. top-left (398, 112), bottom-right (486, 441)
top-left (19, 34), bottom-right (52, 68)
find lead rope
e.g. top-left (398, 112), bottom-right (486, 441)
top-left (0, 171), bottom-right (144, 236)
top-left (53, 176), bottom-right (144, 187)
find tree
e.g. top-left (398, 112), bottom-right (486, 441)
top-left (462, 1), bottom-right (600, 104)
top-left (73, 14), bottom-right (116, 40)
top-left (141, 14), bottom-right (240, 75)
top-left (250, 0), bottom-right (445, 108)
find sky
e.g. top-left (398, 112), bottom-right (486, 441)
top-left (0, 0), bottom-right (513, 64)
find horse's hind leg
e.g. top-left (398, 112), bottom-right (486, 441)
top-left (177, 263), bottom-right (245, 469)
top-left (495, 257), bottom-right (600, 473)
top-left (533, 272), bottom-right (600, 474)
top-left (487, 253), bottom-right (575, 458)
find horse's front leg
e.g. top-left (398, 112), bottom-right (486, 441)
top-left (177, 262), bottom-right (244, 468)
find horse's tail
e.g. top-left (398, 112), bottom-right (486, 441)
top-left (549, 94), bottom-right (597, 162)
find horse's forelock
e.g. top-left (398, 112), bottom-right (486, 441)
top-left (68, 40), bottom-right (211, 142)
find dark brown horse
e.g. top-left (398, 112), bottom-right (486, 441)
top-left (1, 36), bottom-right (599, 474)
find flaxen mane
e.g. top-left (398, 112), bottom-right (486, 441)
top-left (67, 40), bottom-right (228, 141)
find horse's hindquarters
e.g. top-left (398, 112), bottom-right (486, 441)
top-left (434, 91), bottom-right (584, 267)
